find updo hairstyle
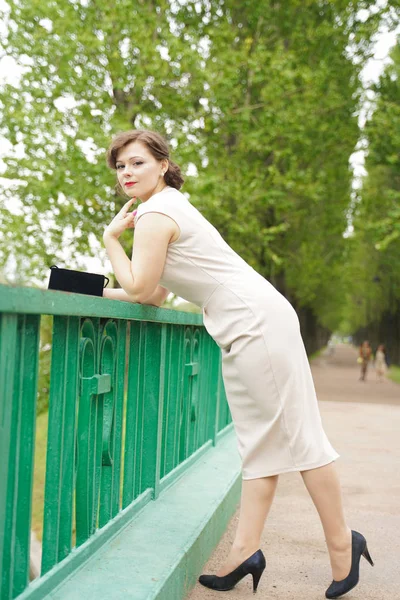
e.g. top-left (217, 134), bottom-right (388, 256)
top-left (106, 129), bottom-right (184, 195)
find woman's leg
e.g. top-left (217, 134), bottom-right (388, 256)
top-left (216, 475), bottom-right (279, 576)
top-left (301, 462), bottom-right (352, 581)
top-left (216, 463), bottom-right (351, 580)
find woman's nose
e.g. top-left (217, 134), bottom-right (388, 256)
top-left (122, 165), bottom-right (133, 176)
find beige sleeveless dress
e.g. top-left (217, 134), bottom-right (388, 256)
top-left (134, 186), bottom-right (339, 479)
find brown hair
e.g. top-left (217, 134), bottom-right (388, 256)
top-left (106, 129), bottom-right (184, 195)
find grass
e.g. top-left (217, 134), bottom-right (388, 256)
top-left (388, 365), bottom-right (400, 385)
top-left (308, 346), bottom-right (326, 362)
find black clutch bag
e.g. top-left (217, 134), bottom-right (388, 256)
top-left (48, 265), bottom-right (110, 297)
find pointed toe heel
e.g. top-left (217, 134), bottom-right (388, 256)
top-left (325, 530), bottom-right (374, 599)
top-left (198, 549), bottom-right (266, 593)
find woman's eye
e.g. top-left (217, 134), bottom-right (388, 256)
top-left (116, 161), bottom-right (143, 169)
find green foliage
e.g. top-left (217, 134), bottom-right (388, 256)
top-left (388, 365), bottom-right (400, 385)
top-left (343, 40), bottom-right (400, 334)
top-left (181, 0), bottom-right (391, 331)
top-left (0, 0), bottom-right (397, 335)
top-left (0, 0), bottom-right (206, 277)
top-left (361, 44), bottom-right (400, 252)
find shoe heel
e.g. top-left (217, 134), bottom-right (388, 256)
top-left (252, 568), bottom-right (264, 593)
top-left (362, 544), bottom-right (374, 566)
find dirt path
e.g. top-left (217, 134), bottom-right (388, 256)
top-left (187, 344), bottom-right (400, 600)
top-left (311, 343), bottom-right (400, 406)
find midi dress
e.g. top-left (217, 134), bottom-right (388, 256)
top-left (134, 186), bottom-right (339, 479)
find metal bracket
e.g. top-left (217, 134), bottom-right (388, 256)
top-left (80, 373), bottom-right (111, 396)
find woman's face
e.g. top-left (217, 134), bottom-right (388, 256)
top-left (115, 141), bottom-right (167, 202)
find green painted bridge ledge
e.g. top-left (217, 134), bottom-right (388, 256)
top-left (0, 283), bottom-right (242, 600)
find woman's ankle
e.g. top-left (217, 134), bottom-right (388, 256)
top-left (231, 540), bottom-right (260, 555)
top-left (326, 527), bottom-right (352, 552)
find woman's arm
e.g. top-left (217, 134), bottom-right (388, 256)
top-left (103, 200), bottom-right (174, 302)
top-left (102, 231), bottom-right (169, 303)
top-left (103, 234), bottom-right (136, 296)
top-left (103, 288), bottom-right (136, 302)
top-left (103, 285), bottom-right (169, 307)
top-left (143, 285), bottom-right (170, 307)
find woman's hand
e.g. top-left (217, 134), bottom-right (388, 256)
top-left (103, 198), bottom-right (138, 240)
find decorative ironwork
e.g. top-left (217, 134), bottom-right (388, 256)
top-left (0, 285), bottom-right (231, 600)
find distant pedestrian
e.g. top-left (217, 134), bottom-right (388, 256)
top-left (359, 340), bottom-right (372, 381)
top-left (359, 340), bottom-right (372, 382)
top-left (374, 344), bottom-right (387, 383)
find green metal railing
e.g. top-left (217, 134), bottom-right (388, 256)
top-left (0, 284), bottom-right (232, 600)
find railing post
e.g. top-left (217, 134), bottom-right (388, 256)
top-left (211, 342), bottom-right (222, 445)
top-left (0, 314), bottom-right (17, 600)
top-left (141, 321), bottom-right (166, 501)
top-left (99, 319), bottom-right (127, 526)
top-left (41, 315), bottom-right (80, 574)
top-left (0, 314), bottom-right (40, 600)
top-left (159, 323), bottom-right (185, 480)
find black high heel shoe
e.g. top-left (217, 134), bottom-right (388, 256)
top-left (325, 530), bottom-right (374, 599)
top-left (198, 549), bottom-right (266, 593)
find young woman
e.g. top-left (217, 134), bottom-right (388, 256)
top-left (374, 344), bottom-right (387, 383)
top-left (103, 129), bottom-right (374, 598)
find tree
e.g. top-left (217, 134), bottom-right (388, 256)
top-left (0, 0), bottom-right (397, 342)
top-left (343, 39), bottom-right (400, 362)
top-left (0, 0), bottom-right (205, 281)
top-left (178, 0), bottom-right (394, 333)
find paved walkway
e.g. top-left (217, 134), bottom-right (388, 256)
top-left (187, 344), bottom-right (400, 600)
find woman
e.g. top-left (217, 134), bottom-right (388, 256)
top-left (374, 344), bottom-right (387, 383)
top-left (359, 341), bottom-right (372, 382)
top-left (103, 130), bottom-right (374, 598)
